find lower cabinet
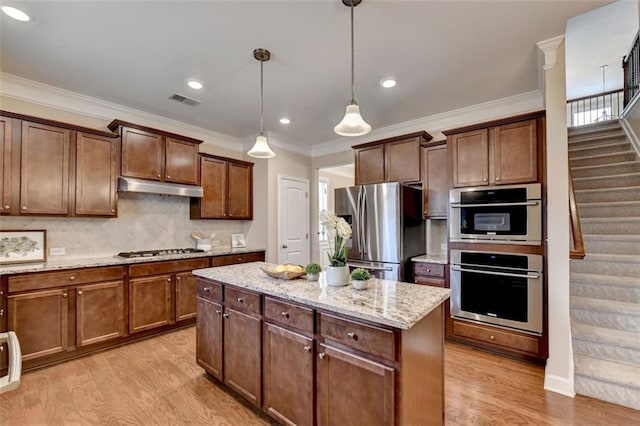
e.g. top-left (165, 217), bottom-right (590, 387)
top-left (413, 261), bottom-right (447, 287)
top-left (196, 296), bottom-right (223, 379)
top-left (129, 275), bottom-right (173, 333)
top-left (76, 281), bottom-right (125, 347)
top-left (175, 272), bottom-right (197, 321)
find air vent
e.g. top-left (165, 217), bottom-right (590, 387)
top-left (168, 93), bottom-right (201, 107)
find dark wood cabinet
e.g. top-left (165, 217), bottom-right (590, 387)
top-left (196, 296), bottom-right (223, 380)
top-left (413, 261), bottom-right (446, 287)
top-left (191, 154), bottom-right (253, 220)
top-left (175, 272), bottom-right (197, 321)
top-left (7, 289), bottom-right (69, 361)
top-left (355, 144), bottom-right (385, 185)
top-left (317, 343), bottom-right (395, 426)
top-left (120, 126), bottom-right (163, 181)
top-left (450, 318), bottom-right (541, 359)
top-left (263, 323), bottom-right (314, 426)
top-left (0, 116), bottom-right (15, 215)
top-left (422, 144), bottom-right (448, 218)
top-left (224, 307), bottom-right (262, 407)
top-left (76, 281), bottom-right (125, 347)
top-left (74, 132), bottom-right (118, 216)
top-left (450, 129), bottom-right (488, 188)
top-left (128, 275), bottom-right (173, 333)
top-left (165, 137), bottom-right (200, 185)
top-left (490, 120), bottom-right (538, 185)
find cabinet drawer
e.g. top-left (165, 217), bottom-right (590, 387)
top-left (264, 297), bottom-right (314, 334)
top-left (129, 257), bottom-right (209, 277)
top-left (225, 287), bottom-right (261, 315)
top-left (196, 279), bottom-right (223, 303)
top-left (413, 262), bottom-right (445, 278)
top-left (453, 320), bottom-right (539, 355)
top-left (8, 266), bottom-right (124, 293)
top-left (414, 277), bottom-right (446, 288)
top-left (319, 313), bottom-right (395, 361)
top-left (212, 252), bottom-right (265, 267)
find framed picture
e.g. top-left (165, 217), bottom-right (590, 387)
top-left (0, 230), bottom-right (47, 265)
top-left (231, 233), bottom-right (246, 249)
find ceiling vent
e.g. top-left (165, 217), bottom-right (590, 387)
top-left (168, 93), bottom-right (201, 107)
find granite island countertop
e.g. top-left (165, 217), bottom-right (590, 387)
top-left (193, 262), bottom-right (451, 330)
top-left (0, 247), bottom-right (265, 276)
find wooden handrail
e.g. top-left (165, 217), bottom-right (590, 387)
top-left (566, 88), bottom-right (623, 104)
top-left (569, 166), bottom-right (585, 259)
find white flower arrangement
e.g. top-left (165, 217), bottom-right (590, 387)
top-left (320, 211), bottom-right (352, 267)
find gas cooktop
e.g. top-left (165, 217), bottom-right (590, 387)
top-left (115, 248), bottom-right (205, 258)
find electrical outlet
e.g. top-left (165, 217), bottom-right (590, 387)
top-left (211, 240), bottom-right (220, 247)
top-left (50, 247), bottom-right (66, 256)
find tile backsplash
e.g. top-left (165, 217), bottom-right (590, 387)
top-left (1, 193), bottom-right (245, 259)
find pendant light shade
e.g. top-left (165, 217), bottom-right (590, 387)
top-left (334, 0), bottom-right (371, 137)
top-left (248, 48), bottom-right (276, 159)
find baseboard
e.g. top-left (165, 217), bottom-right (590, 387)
top-left (544, 373), bottom-right (576, 398)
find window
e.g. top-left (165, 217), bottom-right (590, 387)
top-left (319, 178), bottom-right (329, 242)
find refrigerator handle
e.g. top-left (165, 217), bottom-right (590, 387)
top-left (360, 186), bottom-right (367, 255)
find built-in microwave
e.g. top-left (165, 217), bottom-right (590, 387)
top-left (449, 183), bottom-right (542, 245)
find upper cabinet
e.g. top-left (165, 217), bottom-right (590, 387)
top-left (353, 132), bottom-right (432, 185)
top-left (108, 120), bottom-right (201, 185)
top-left (1, 116), bottom-right (16, 215)
top-left (74, 133), bottom-right (118, 216)
top-left (190, 154), bottom-right (253, 220)
top-left (445, 112), bottom-right (544, 188)
top-left (421, 143), bottom-right (448, 219)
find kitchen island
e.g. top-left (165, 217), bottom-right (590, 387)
top-left (193, 262), bottom-right (450, 426)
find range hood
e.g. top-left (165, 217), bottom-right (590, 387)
top-left (118, 177), bottom-right (203, 198)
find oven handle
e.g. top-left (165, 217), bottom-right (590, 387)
top-left (451, 265), bottom-right (541, 279)
top-left (0, 331), bottom-right (22, 394)
top-left (450, 201), bottom-right (540, 208)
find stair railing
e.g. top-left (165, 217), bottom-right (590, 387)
top-left (623, 30), bottom-right (640, 107)
top-left (569, 166), bottom-right (585, 259)
top-left (566, 89), bottom-right (623, 127)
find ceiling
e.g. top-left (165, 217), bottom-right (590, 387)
top-left (0, 1), bottom-right (613, 149)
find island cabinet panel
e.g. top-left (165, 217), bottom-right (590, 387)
top-left (319, 312), bottom-right (395, 361)
top-left (164, 137), bottom-right (199, 185)
top-left (413, 262), bottom-right (446, 288)
top-left (263, 323), bottom-right (314, 426)
top-left (384, 137), bottom-right (421, 183)
top-left (74, 132), bottom-right (118, 217)
top-left (317, 343), bottom-right (395, 426)
top-left (354, 144), bottom-right (385, 185)
top-left (175, 272), bottom-right (197, 321)
top-left (120, 127), bottom-right (164, 181)
top-left (228, 161), bottom-right (253, 219)
top-left (422, 144), bottom-right (449, 219)
top-left (223, 307), bottom-right (262, 407)
top-left (450, 129), bottom-right (488, 188)
top-left (196, 296), bottom-right (223, 380)
top-left (76, 281), bottom-right (125, 347)
top-left (264, 297), bottom-right (314, 334)
top-left (7, 289), bottom-right (69, 361)
top-left (20, 121), bottom-right (70, 214)
top-left (129, 275), bottom-right (174, 333)
top-left (490, 119), bottom-right (537, 185)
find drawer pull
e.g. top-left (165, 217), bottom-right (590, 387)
top-left (426, 269), bottom-right (431, 273)
top-left (281, 311), bottom-right (290, 319)
top-left (490, 335), bottom-right (495, 340)
top-left (215, 310), bottom-right (222, 315)
top-left (157, 174), bottom-right (161, 178)
top-left (303, 345), bottom-right (311, 352)
top-left (3, 205), bottom-right (9, 210)
top-left (318, 352), bottom-right (326, 360)
top-left (347, 332), bottom-right (358, 340)
top-left (236, 297), bottom-right (244, 304)
top-left (223, 313), bottom-right (229, 319)
top-left (69, 275), bottom-right (76, 281)
top-left (238, 257), bottom-right (242, 262)
top-left (203, 287), bottom-right (211, 292)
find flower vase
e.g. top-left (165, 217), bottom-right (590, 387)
top-left (325, 266), bottom-right (349, 287)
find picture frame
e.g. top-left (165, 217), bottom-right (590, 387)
top-left (231, 233), bottom-right (246, 249)
top-left (0, 230), bottom-right (47, 265)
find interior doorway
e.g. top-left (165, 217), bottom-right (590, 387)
top-left (277, 175), bottom-right (310, 265)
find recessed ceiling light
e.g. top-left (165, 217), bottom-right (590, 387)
top-left (381, 78), bottom-right (397, 88)
top-left (2, 6), bottom-right (30, 21)
top-left (187, 80), bottom-right (203, 90)
top-left (279, 117), bottom-right (291, 125)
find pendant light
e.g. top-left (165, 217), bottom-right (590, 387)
top-left (248, 48), bottom-right (276, 159)
top-left (334, 0), bottom-right (371, 137)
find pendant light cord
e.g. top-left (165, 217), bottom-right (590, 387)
top-left (260, 58), bottom-right (264, 134)
top-left (350, 0), bottom-right (355, 102)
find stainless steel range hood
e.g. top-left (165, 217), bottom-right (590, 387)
top-left (118, 177), bottom-right (203, 198)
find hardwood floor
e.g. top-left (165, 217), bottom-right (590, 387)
top-left (1, 326), bottom-right (638, 425)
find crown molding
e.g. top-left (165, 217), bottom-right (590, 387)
top-left (537, 35), bottom-right (565, 71)
top-left (311, 90), bottom-right (544, 157)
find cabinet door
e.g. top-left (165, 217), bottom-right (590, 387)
top-left (355, 145), bottom-right (384, 185)
top-left (75, 133), bottom-right (118, 216)
top-left (490, 119), bottom-right (537, 185)
top-left (8, 289), bottom-right (69, 361)
top-left (20, 121), bottom-right (70, 214)
top-left (228, 161), bottom-right (253, 219)
top-left (76, 281), bottom-right (125, 347)
top-left (263, 323), bottom-right (313, 426)
top-left (224, 308), bottom-right (262, 407)
top-left (165, 137), bottom-right (199, 185)
top-left (199, 156), bottom-right (227, 218)
top-left (450, 129), bottom-right (488, 188)
top-left (121, 127), bottom-right (163, 181)
top-left (129, 275), bottom-right (173, 333)
top-left (317, 344), bottom-right (395, 426)
top-left (196, 297), bottom-right (223, 379)
top-left (422, 145), bottom-right (448, 218)
top-left (385, 137), bottom-right (421, 183)
top-left (1, 116), bottom-right (13, 215)
top-left (175, 272), bottom-right (197, 321)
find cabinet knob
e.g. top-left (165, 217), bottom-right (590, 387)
top-left (157, 174), bottom-right (161, 178)
top-left (236, 297), bottom-right (244, 304)
top-left (176, 276), bottom-right (181, 281)
top-left (281, 311), bottom-right (290, 319)
top-left (0, 308), bottom-right (4, 317)
top-left (215, 310), bottom-right (222, 315)
top-left (229, 213), bottom-right (233, 217)
top-left (318, 352), bottom-right (326, 360)
top-left (69, 275), bottom-right (76, 281)
top-left (495, 177), bottom-right (501, 181)
top-left (223, 313), bottom-right (229, 319)
top-left (77, 290), bottom-right (83, 295)
top-left (203, 287), bottom-right (211, 292)
top-left (483, 178), bottom-right (487, 182)
top-left (238, 257), bottom-right (242, 262)
top-left (167, 278), bottom-right (171, 282)
top-left (303, 345), bottom-right (312, 352)
top-left (21, 206), bottom-right (26, 210)
top-left (3, 205), bottom-right (9, 210)
top-left (347, 332), bottom-right (358, 340)
top-left (490, 335), bottom-right (495, 340)
top-left (426, 269), bottom-right (431, 273)
top-left (62, 292), bottom-right (68, 298)
top-left (111, 209), bottom-right (115, 213)
top-left (166, 175), bottom-right (171, 179)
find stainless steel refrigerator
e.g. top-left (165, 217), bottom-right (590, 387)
top-left (334, 182), bottom-right (425, 282)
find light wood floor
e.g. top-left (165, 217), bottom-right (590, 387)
top-left (1, 326), bottom-right (638, 425)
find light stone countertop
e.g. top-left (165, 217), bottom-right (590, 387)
top-left (411, 254), bottom-right (448, 264)
top-left (193, 262), bottom-right (451, 330)
top-left (0, 247), bottom-right (265, 276)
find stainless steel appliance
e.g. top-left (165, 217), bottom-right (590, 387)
top-left (449, 183), bottom-right (542, 245)
top-left (116, 248), bottom-right (205, 258)
top-left (334, 182), bottom-right (425, 281)
top-left (450, 249), bottom-right (543, 335)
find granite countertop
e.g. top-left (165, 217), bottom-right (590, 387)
top-left (411, 254), bottom-right (448, 264)
top-left (193, 262), bottom-right (451, 330)
top-left (0, 247), bottom-right (265, 276)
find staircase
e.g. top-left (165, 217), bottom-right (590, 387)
top-left (568, 119), bottom-right (640, 410)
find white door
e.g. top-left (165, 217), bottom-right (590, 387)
top-left (278, 175), bottom-right (310, 265)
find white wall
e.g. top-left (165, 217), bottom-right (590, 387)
top-left (318, 169), bottom-right (354, 213)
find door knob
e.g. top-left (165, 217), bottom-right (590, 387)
top-left (282, 244), bottom-right (288, 249)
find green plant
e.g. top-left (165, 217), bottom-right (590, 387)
top-left (305, 263), bottom-right (322, 275)
top-left (320, 211), bottom-right (352, 267)
top-left (350, 268), bottom-right (371, 281)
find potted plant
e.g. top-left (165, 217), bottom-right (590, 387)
top-left (320, 211), bottom-right (352, 287)
top-left (305, 263), bottom-right (322, 281)
top-left (350, 268), bottom-right (371, 290)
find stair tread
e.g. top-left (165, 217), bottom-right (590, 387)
top-left (573, 172), bottom-right (640, 181)
top-left (580, 217), bottom-right (640, 223)
top-left (571, 161), bottom-right (640, 171)
top-left (574, 355), bottom-right (640, 388)
top-left (572, 323), bottom-right (640, 350)
top-left (571, 296), bottom-right (640, 315)
top-left (582, 234), bottom-right (640, 241)
top-left (569, 141), bottom-right (629, 153)
top-left (571, 272), bottom-right (640, 286)
top-left (577, 200), bottom-right (640, 207)
top-left (575, 185), bottom-right (640, 193)
top-left (569, 122), bottom-right (622, 134)
top-left (569, 131), bottom-right (627, 143)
